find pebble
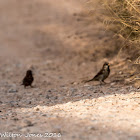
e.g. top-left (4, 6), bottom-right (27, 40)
top-left (98, 97), bottom-right (105, 100)
top-left (88, 126), bottom-right (97, 131)
top-left (72, 82), bottom-right (78, 85)
top-left (111, 82), bottom-right (116, 86)
top-left (26, 101), bottom-right (32, 104)
top-left (130, 92), bottom-right (135, 95)
top-left (42, 114), bottom-right (47, 117)
top-left (70, 88), bottom-right (77, 93)
top-left (8, 88), bottom-right (18, 93)
top-left (25, 120), bottom-right (34, 127)
top-left (47, 90), bottom-right (51, 92)
top-left (36, 108), bottom-right (40, 111)
top-left (51, 96), bottom-right (58, 100)
top-left (87, 87), bottom-right (94, 91)
top-left (12, 117), bottom-right (19, 121)
top-left (46, 95), bottom-right (50, 99)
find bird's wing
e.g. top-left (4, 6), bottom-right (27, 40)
top-left (84, 68), bottom-right (105, 83)
top-left (93, 69), bottom-right (104, 80)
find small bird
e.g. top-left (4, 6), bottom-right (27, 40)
top-left (22, 70), bottom-right (34, 88)
top-left (84, 62), bottom-right (110, 84)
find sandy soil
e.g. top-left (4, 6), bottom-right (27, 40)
top-left (0, 0), bottom-right (140, 140)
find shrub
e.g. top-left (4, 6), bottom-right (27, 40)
top-left (104, 0), bottom-right (140, 42)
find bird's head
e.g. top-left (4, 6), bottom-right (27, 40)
top-left (26, 70), bottom-right (33, 76)
top-left (103, 62), bottom-right (110, 69)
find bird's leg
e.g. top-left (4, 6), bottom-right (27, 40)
top-left (102, 81), bottom-right (106, 84)
top-left (100, 81), bottom-right (106, 85)
top-left (30, 85), bottom-right (34, 88)
top-left (100, 81), bottom-right (103, 85)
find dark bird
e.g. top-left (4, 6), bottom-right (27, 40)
top-left (22, 70), bottom-right (34, 88)
top-left (84, 62), bottom-right (110, 84)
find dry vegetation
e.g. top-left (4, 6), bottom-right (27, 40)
top-left (104, 0), bottom-right (140, 60)
top-left (104, 0), bottom-right (140, 38)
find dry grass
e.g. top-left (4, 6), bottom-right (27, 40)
top-left (86, 0), bottom-right (140, 59)
top-left (103, 0), bottom-right (140, 60)
top-left (104, 0), bottom-right (140, 41)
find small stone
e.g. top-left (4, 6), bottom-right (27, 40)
top-left (119, 71), bottom-right (123, 74)
top-left (27, 101), bottom-right (31, 104)
top-left (25, 120), bottom-right (34, 127)
top-left (48, 90), bottom-right (51, 92)
top-left (88, 126), bottom-right (97, 131)
top-left (130, 92), bottom-right (135, 95)
top-left (46, 95), bottom-right (50, 99)
top-left (8, 88), bottom-right (18, 93)
top-left (59, 76), bottom-right (63, 79)
top-left (9, 101), bottom-right (19, 107)
top-left (13, 118), bottom-right (19, 121)
top-left (72, 82), bottom-right (78, 85)
top-left (73, 13), bottom-right (77, 16)
top-left (111, 82), bottom-right (116, 86)
top-left (88, 87), bottom-right (94, 91)
top-left (36, 108), bottom-right (40, 111)
top-left (42, 114), bottom-right (47, 117)
top-left (70, 88), bottom-right (77, 93)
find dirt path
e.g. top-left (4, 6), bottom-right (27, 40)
top-left (0, 0), bottom-right (140, 140)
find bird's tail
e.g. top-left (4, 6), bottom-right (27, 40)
top-left (83, 78), bottom-right (94, 83)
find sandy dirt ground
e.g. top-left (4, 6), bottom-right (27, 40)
top-left (0, 0), bottom-right (140, 140)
